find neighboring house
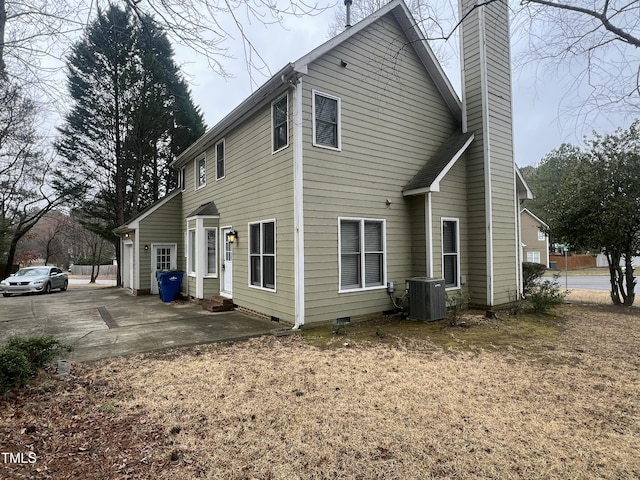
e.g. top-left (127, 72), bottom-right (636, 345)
top-left (115, 0), bottom-right (532, 326)
top-left (520, 208), bottom-right (549, 268)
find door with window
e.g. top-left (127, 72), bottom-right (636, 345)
top-left (151, 244), bottom-right (177, 294)
top-left (221, 227), bottom-right (233, 296)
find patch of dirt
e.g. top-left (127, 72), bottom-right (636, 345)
top-left (1, 301), bottom-right (639, 479)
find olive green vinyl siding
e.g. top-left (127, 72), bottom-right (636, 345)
top-left (431, 157), bottom-right (468, 289)
top-left (180, 98), bottom-right (296, 322)
top-left (301, 13), bottom-right (459, 324)
top-left (137, 193), bottom-right (183, 292)
top-left (461, 0), bottom-right (517, 306)
top-left (408, 195), bottom-right (426, 277)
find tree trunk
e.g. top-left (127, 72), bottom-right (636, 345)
top-left (623, 254), bottom-right (636, 306)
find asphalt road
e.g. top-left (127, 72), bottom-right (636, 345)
top-left (552, 275), bottom-right (611, 291)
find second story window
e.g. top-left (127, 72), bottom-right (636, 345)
top-left (216, 139), bottom-right (225, 180)
top-left (196, 155), bottom-right (206, 189)
top-left (313, 91), bottom-right (340, 150)
top-left (272, 95), bottom-right (288, 152)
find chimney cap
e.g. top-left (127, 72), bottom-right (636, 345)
top-left (344, 0), bottom-right (352, 5)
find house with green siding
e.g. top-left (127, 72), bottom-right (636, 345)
top-left (115, 0), bottom-right (532, 326)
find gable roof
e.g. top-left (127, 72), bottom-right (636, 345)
top-left (114, 190), bottom-right (181, 234)
top-left (172, 0), bottom-right (461, 168)
top-left (402, 131), bottom-right (474, 196)
top-left (521, 208), bottom-right (548, 228)
top-left (186, 201), bottom-right (220, 219)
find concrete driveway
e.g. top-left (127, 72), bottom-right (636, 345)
top-left (0, 285), bottom-right (277, 362)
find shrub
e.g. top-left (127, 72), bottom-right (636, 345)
top-left (0, 348), bottom-right (32, 394)
top-left (0, 336), bottom-right (72, 394)
top-left (6, 335), bottom-right (73, 369)
top-left (527, 278), bottom-right (567, 314)
top-left (446, 291), bottom-right (470, 326)
top-left (522, 262), bottom-right (547, 294)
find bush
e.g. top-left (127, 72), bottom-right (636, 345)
top-left (527, 278), bottom-right (566, 314)
top-left (522, 262), bottom-right (547, 294)
top-left (0, 336), bottom-right (72, 394)
top-left (446, 291), bottom-right (470, 326)
top-left (0, 348), bottom-right (32, 394)
top-left (6, 335), bottom-right (73, 369)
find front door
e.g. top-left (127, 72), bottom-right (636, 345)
top-left (221, 227), bottom-right (233, 296)
top-left (151, 244), bottom-right (176, 294)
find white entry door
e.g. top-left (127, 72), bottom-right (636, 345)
top-left (123, 242), bottom-right (133, 290)
top-left (151, 244), bottom-right (177, 294)
top-left (221, 227), bottom-right (233, 296)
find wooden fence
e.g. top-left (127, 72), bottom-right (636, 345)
top-left (549, 254), bottom-right (597, 271)
top-left (70, 265), bottom-right (117, 277)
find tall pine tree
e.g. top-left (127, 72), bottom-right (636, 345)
top-left (55, 5), bottom-right (205, 280)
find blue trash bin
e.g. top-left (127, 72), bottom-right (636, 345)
top-left (156, 270), bottom-right (184, 302)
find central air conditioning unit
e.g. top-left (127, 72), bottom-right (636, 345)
top-left (407, 277), bottom-right (446, 321)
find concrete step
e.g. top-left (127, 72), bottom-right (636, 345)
top-left (202, 296), bottom-right (234, 312)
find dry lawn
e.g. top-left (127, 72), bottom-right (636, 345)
top-left (1, 299), bottom-right (639, 479)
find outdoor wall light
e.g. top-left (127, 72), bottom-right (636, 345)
top-left (226, 229), bottom-right (238, 244)
top-left (144, 245), bottom-right (149, 251)
top-left (124, 233), bottom-right (130, 238)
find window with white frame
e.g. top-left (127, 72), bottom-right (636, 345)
top-left (537, 230), bottom-right (546, 241)
top-left (339, 218), bottom-right (386, 291)
top-left (179, 166), bottom-right (186, 191)
top-left (442, 219), bottom-right (459, 288)
top-left (313, 91), bottom-right (340, 149)
top-left (195, 155), bottom-right (206, 188)
top-left (188, 229), bottom-right (196, 275)
top-left (216, 139), bottom-right (225, 180)
top-left (272, 95), bottom-right (288, 152)
top-left (205, 228), bottom-right (217, 276)
top-left (249, 220), bottom-right (276, 290)
top-left (527, 251), bottom-right (541, 264)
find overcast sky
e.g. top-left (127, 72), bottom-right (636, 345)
top-left (173, 1), bottom-right (634, 168)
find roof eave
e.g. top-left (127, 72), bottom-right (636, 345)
top-left (172, 63), bottom-right (297, 168)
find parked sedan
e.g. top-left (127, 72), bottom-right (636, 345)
top-left (0, 266), bottom-right (68, 297)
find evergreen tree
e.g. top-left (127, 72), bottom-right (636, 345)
top-left (55, 5), bottom-right (205, 283)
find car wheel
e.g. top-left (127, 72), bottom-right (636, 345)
top-left (2, 293), bottom-right (10, 297)
top-left (43, 282), bottom-right (51, 294)
top-left (61, 280), bottom-right (68, 292)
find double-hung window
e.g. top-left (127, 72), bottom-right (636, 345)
top-left (272, 95), bottom-right (288, 152)
top-left (339, 218), bottom-right (385, 291)
top-left (215, 139), bottom-right (225, 180)
top-left (313, 91), bottom-right (340, 149)
top-left (195, 155), bottom-right (206, 189)
top-left (249, 220), bottom-right (276, 290)
top-left (442, 219), bottom-right (459, 288)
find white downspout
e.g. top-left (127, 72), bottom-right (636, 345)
top-left (293, 78), bottom-right (305, 329)
top-left (425, 193), bottom-right (433, 277)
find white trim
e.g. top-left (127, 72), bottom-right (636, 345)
top-left (121, 190), bottom-right (181, 231)
top-left (220, 225), bottom-right (234, 297)
top-left (429, 133), bottom-right (474, 193)
top-left (215, 138), bottom-right (225, 181)
top-left (478, 6), bottom-right (494, 306)
top-left (515, 167), bottom-right (534, 200)
top-left (293, 79), bottom-right (305, 328)
top-left (337, 217), bottom-right (387, 293)
top-left (312, 90), bottom-right (341, 151)
top-left (187, 228), bottom-right (196, 278)
top-left (204, 228), bottom-right (218, 278)
top-left (425, 193), bottom-right (433, 277)
top-left (195, 218), bottom-right (204, 298)
top-left (271, 93), bottom-right (289, 154)
top-left (150, 243), bottom-right (178, 295)
top-left (195, 153), bottom-right (206, 189)
top-left (521, 208), bottom-right (549, 229)
top-left (248, 219), bottom-right (277, 292)
top-left (441, 217), bottom-right (461, 291)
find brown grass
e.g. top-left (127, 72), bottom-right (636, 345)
top-left (2, 301), bottom-right (639, 479)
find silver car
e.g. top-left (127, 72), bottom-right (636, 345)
top-left (0, 266), bottom-right (69, 297)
